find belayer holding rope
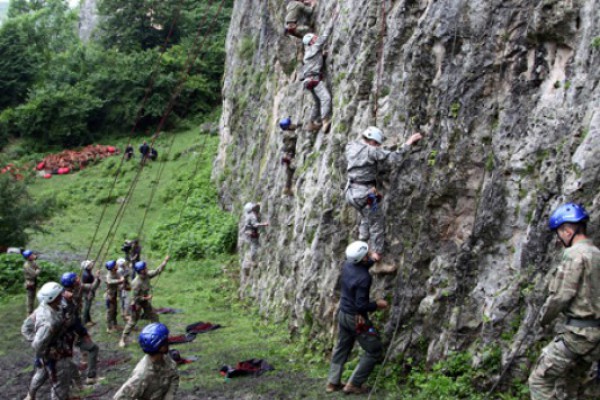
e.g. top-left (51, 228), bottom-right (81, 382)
top-left (345, 126), bottom-right (422, 274)
top-left (326, 241), bottom-right (387, 395)
top-left (119, 256), bottom-right (170, 348)
top-left (528, 203), bottom-right (600, 399)
top-left (105, 260), bottom-right (124, 334)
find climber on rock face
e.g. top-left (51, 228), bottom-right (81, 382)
top-left (279, 117), bottom-right (298, 197)
top-left (302, 24), bottom-right (333, 134)
top-left (345, 126), bottom-right (422, 274)
top-left (528, 203), bottom-right (600, 400)
top-left (326, 241), bottom-right (387, 395)
top-left (284, 0), bottom-right (316, 39)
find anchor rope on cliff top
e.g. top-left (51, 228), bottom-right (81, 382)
top-left (90, 0), bottom-right (228, 270)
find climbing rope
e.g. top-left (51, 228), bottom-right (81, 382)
top-left (91, 0), bottom-right (227, 267)
top-left (84, 0), bottom-right (188, 263)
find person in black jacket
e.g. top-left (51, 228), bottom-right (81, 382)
top-left (139, 141), bottom-right (150, 162)
top-left (325, 241), bottom-right (388, 395)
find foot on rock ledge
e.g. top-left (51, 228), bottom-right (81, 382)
top-left (371, 262), bottom-right (397, 274)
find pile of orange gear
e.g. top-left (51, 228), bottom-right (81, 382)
top-left (36, 145), bottom-right (118, 175)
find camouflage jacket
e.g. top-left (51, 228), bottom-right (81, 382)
top-left (281, 130), bottom-right (297, 155)
top-left (106, 270), bottom-right (122, 298)
top-left (345, 140), bottom-right (410, 184)
top-left (302, 24), bottom-right (333, 79)
top-left (540, 239), bottom-right (600, 352)
top-left (23, 260), bottom-right (41, 287)
top-left (113, 354), bottom-right (179, 400)
top-left (131, 268), bottom-right (163, 305)
top-left (285, 0), bottom-right (313, 23)
top-left (21, 303), bottom-right (64, 359)
top-left (244, 212), bottom-right (263, 235)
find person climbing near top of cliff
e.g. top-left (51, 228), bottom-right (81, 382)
top-left (279, 117), bottom-right (298, 197)
top-left (302, 22), bottom-right (334, 134)
top-left (284, 0), bottom-right (316, 39)
top-left (345, 126), bottom-right (423, 274)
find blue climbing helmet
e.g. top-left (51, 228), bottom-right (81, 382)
top-left (60, 272), bottom-right (78, 288)
top-left (548, 203), bottom-right (589, 230)
top-left (138, 323), bottom-right (169, 354)
top-left (105, 260), bottom-right (117, 270)
top-left (22, 249), bottom-right (33, 259)
top-left (279, 117), bottom-right (292, 130)
top-left (134, 261), bottom-right (147, 273)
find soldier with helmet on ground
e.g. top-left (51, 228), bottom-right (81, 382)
top-left (325, 241), bottom-right (388, 395)
top-left (114, 322), bottom-right (179, 399)
top-left (119, 256), bottom-right (170, 348)
top-left (528, 203), bottom-right (600, 399)
top-left (22, 249), bottom-right (41, 315)
top-left (345, 126), bottom-right (423, 273)
top-left (80, 260), bottom-right (101, 327)
top-left (105, 260), bottom-right (124, 334)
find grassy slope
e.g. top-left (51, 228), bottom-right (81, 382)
top-left (2, 126), bottom-right (382, 399)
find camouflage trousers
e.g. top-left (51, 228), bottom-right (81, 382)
top-left (82, 294), bottom-right (94, 324)
top-left (29, 358), bottom-right (76, 400)
top-left (529, 334), bottom-right (600, 399)
top-left (307, 81), bottom-right (331, 123)
top-left (345, 183), bottom-right (385, 254)
top-left (105, 293), bottom-right (118, 329)
top-left (78, 336), bottom-right (99, 379)
top-left (244, 235), bottom-right (260, 264)
top-left (285, 22), bottom-right (310, 39)
top-left (122, 300), bottom-right (158, 337)
top-left (26, 287), bottom-right (36, 316)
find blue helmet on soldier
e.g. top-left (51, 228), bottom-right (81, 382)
top-left (279, 117), bottom-right (292, 131)
top-left (60, 272), bottom-right (78, 288)
top-left (22, 249), bottom-right (33, 259)
top-left (105, 260), bottom-right (117, 270)
top-left (134, 261), bottom-right (147, 273)
top-left (548, 203), bottom-right (589, 231)
top-left (138, 323), bottom-right (169, 354)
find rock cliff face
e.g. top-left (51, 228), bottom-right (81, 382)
top-left (215, 0), bottom-right (600, 385)
top-left (79, 0), bottom-right (99, 42)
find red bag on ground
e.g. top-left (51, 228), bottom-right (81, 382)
top-left (36, 162), bottom-right (45, 170)
top-left (44, 173), bottom-right (52, 179)
top-left (107, 146), bottom-right (116, 153)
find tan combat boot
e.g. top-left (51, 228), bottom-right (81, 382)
top-left (282, 187), bottom-right (294, 197)
top-left (371, 261), bottom-right (397, 274)
top-left (322, 118), bottom-right (332, 134)
top-left (325, 382), bottom-right (344, 393)
top-left (306, 120), bottom-right (322, 132)
top-left (119, 338), bottom-right (126, 348)
top-left (343, 382), bottom-right (370, 394)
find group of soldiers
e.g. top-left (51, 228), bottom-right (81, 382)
top-left (20, 240), bottom-right (176, 399)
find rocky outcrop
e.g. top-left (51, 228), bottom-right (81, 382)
top-left (79, 0), bottom-right (99, 42)
top-left (215, 0), bottom-right (600, 388)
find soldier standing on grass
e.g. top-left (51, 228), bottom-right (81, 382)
top-left (80, 260), bottom-right (101, 327)
top-left (114, 323), bottom-right (179, 400)
top-left (23, 249), bottom-right (41, 315)
top-left (119, 256), bottom-right (169, 348)
top-left (326, 241), bottom-right (387, 395)
top-left (105, 260), bottom-right (124, 334)
top-left (529, 203), bottom-right (600, 399)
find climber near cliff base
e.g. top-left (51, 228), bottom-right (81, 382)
top-left (528, 202), bottom-right (600, 400)
top-left (326, 241), bottom-right (387, 395)
top-left (279, 117), bottom-right (298, 196)
top-left (302, 23), bottom-right (333, 134)
top-left (345, 126), bottom-right (422, 273)
top-left (284, 0), bottom-right (316, 39)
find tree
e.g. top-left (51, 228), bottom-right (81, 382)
top-left (0, 174), bottom-right (55, 247)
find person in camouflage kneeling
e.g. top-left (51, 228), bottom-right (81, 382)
top-left (529, 203), bottom-right (600, 399)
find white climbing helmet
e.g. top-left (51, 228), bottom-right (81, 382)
top-left (345, 241), bottom-right (369, 263)
top-left (302, 33), bottom-right (316, 46)
top-left (37, 282), bottom-right (64, 304)
top-left (81, 260), bottom-right (94, 270)
top-left (116, 258), bottom-right (127, 267)
top-left (362, 126), bottom-right (384, 144)
top-left (244, 202), bottom-right (255, 213)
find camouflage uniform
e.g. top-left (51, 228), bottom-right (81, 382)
top-left (281, 130), bottom-right (298, 192)
top-left (22, 303), bottom-right (74, 400)
top-left (285, 0), bottom-right (314, 38)
top-left (302, 25), bottom-right (333, 124)
top-left (345, 140), bottom-right (410, 254)
top-left (81, 268), bottom-right (100, 325)
top-left (243, 210), bottom-right (264, 263)
top-left (24, 259), bottom-right (41, 315)
top-left (118, 263), bottom-right (133, 321)
top-left (113, 354), bottom-right (179, 400)
top-left (529, 239), bottom-right (600, 400)
top-left (121, 266), bottom-right (164, 339)
top-left (63, 290), bottom-right (99, 381)
top-left (105, 269), bottom-right (121, 330)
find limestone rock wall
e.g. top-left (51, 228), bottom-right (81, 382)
top-left (215, 0), bottom-right (600, 384)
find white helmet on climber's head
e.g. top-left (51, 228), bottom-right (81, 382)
top-left (346, 241), bottom-right (369, 264)
top-left (117, 258), bottom-right (127, 267)
top-left (303, 33), bottom-right (316, 46)
top-left (81, 260), bottom-right (94, 270)
top-left (244, 202), bottom-right (255, 214)
top-left (362, 126), bottom-right (384, 145)
top-left (37, 282), bottom-right (63, 304)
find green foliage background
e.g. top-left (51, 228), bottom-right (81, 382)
top-left (0, 253), bottom-right (68, 298)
